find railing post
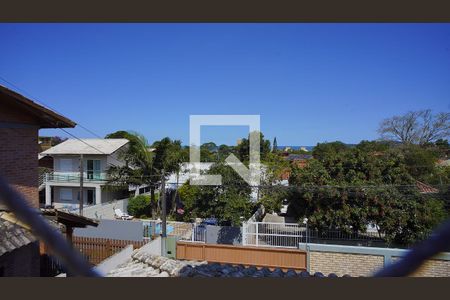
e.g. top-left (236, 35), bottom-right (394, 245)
top-left (191, 223), bottom-right (195, 242)
top-left (242, 222), bottom-right (246, 246)
top-left (256, 222), bottom-right (259, 247)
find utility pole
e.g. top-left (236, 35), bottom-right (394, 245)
top-left (79, 154), bottom-right (84, 215)
top-left (160, 169), bottom-right (167, 257)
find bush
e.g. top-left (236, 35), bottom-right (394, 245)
top-left (127, 195), bottom-right (151, 217)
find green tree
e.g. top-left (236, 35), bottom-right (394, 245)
top-left (178, 163), bottom-right (254, 226)
top-left (127, 194), bottom-right (152, 218)
top-left (287, 147), bottom-right (447, 246)
top-left (235, 131), bottom-right (271, 163)
top-left (106, 132), bottom-right (187, 217)
top-left (312, 141), bottom-right (349, 161)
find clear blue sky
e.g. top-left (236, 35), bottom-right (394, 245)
top-left (1, 24), bottom-right (449, 146)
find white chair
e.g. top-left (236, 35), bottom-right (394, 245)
top-left (114, 208), bottom-right (134, 220)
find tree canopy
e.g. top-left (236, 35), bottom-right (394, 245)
top-left (287, 143), bottom-right (447, 246)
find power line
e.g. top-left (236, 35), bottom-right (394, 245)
top-left (0, 75), bottom-right (105, 139)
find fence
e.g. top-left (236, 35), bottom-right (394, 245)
top-left (176, 241), bottom-right (307, 270)
top-left (242, 221), bottom-right (387, 249)
top-left (72, 237), bottom-right (146, 265)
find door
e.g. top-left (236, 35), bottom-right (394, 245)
top-left (87, 189), bottom-right (95, 205)
top-left (87, 160), bottom-right (101, 180)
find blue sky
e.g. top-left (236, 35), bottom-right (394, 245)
top-left (1, 24), bottom-right (449, 146)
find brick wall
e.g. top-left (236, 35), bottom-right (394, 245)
top-left (304, 243), bottom-right (450, 277)
top-left (0, 127), bottom-right (39, 207)
top-left (310, 251), bottom-right (384, 277)
top-left (392, 256), bottom-right (450, 277)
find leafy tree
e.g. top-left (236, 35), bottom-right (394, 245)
top-left (287, 147), bottom-right (447, 246)
top-left (235, 131), bottom-right (271, 163)
top-left (312, 141), bottom-right (349, 161)
top-left (217, 144), bottom-right (234, 162)
top-left (399, 144), bottom-right (439, 182)
top-left (434, 139), bottom-right (450, 158)
top-left (355, 140), bottom-right (391, 153)
top-left (178, 163), bottom-right (254, 226)
top-left (105, 131), bottom-right (160, 215)
top-left (127, 194), bottom-right (152, 218)
top-left (378, 110), bottom-right (450, 145)
top-left (106, 132), bottom-right (187, 217)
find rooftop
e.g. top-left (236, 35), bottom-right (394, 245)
top-left (0, 84), bottom-right (76, 128)
top-left (41, 138), bottom-right (129, 155)
top-left (0, 212), bottom-right (36, 257)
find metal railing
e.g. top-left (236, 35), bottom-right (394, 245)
top-left (243, 221), bottom-right (307, 248)
top-left (46, 172), bottom-right (108, 183)
top-left (242, 221), bottom-right (387, 249)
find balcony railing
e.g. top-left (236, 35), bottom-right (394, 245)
top-left (46, 172), bottom-right (108, 183)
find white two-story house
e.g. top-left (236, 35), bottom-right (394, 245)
top-left (41, 138), bottom-right (129, 210)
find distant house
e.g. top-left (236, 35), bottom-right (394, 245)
top-left (437, 159), bottom-right (450, 167)
top-left (416, 180), bottom-right (439, 194)
top-left (131, 162), bottom-right (214, 196)
top-left (40, 138), bottom-right (129, 210)
top-left (277, 153), bottom-right (313, 180)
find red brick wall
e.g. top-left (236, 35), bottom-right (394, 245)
top-left (0, 127), bottom-right (39, 208)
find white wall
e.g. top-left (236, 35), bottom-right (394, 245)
top-left (81, 198), bottom-right (129, 220)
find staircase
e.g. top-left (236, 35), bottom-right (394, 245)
top-left (38, 168), bottom-right (52, 191)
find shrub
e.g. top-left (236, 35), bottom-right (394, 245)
top-left (127, 195), bottom-right (151, 217)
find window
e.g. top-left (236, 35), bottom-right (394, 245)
top-left (139, 186), bottom-right (150, 194)
top-left (59, 188), bottom-right (73, 201)
top-left (87, 160), bottom-right (101, 180)
top-left (87, 189), bottom-right (95, 205)
top-left (59, 159), bottom-right (73, 172)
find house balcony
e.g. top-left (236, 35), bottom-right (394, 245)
top-left (45, 172), bottom-right (109, 184)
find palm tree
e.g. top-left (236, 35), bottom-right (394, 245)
top-left (106, 132), bottom-right (188, 217)
top-left (106, 131), bottom-right (160, 216)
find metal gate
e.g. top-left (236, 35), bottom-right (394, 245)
top-left (242, 221), bottom-right (307, 248)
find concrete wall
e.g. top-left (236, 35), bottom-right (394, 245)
top-left (81, 197), bottom-right (129, 219)
top-left (74, 219), bottom-right (143, 241)
top-left (138, 237), bottom-right (162, 256)
top-left (300, 243), bottom-right (450, 277)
